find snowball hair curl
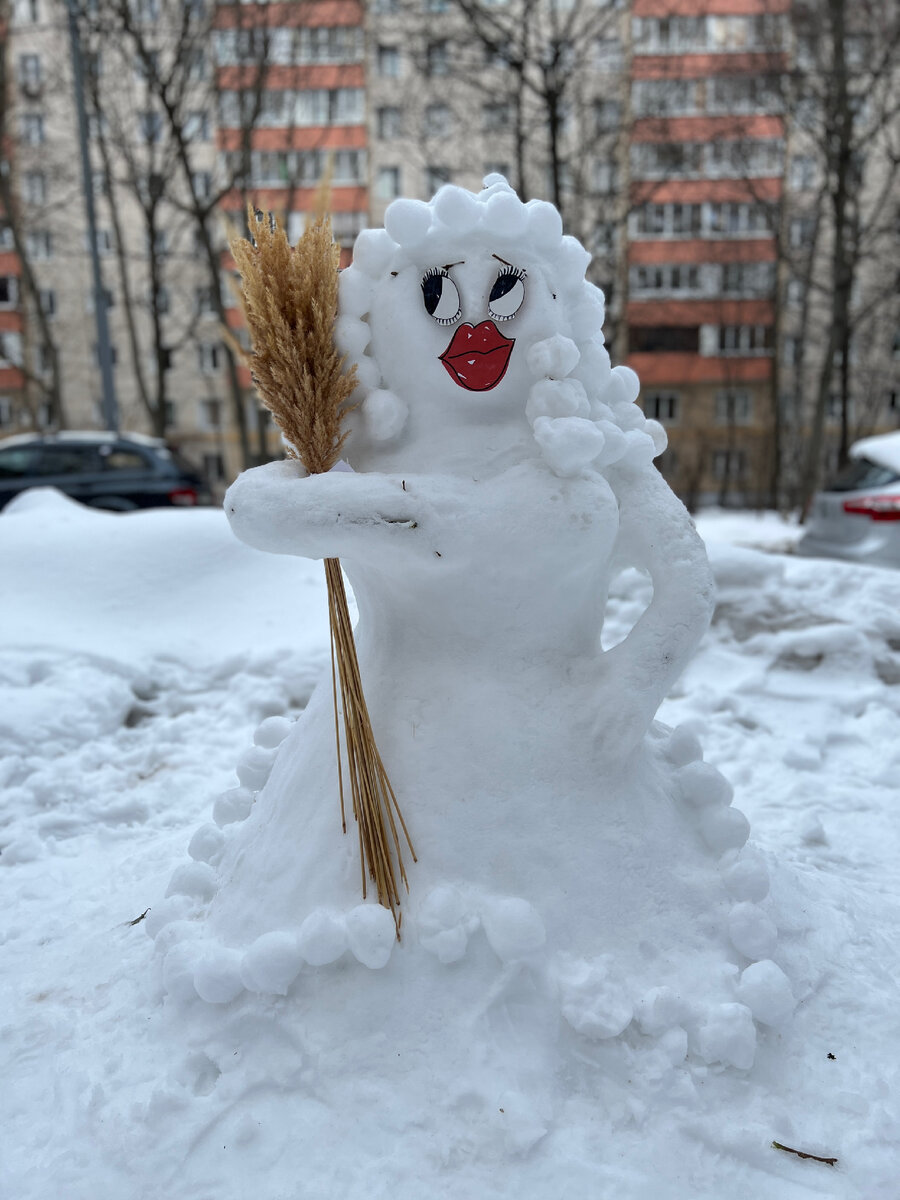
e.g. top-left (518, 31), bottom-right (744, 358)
top-left (336, 176), bottom-right (666, 477)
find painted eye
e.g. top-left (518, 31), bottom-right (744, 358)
top-left (488, 268), bottom-right (525, 321)
top-left (421, 267), bottom-right (462, 325)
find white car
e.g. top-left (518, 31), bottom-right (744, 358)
top-left (797, 431), bottom-right (900, 568)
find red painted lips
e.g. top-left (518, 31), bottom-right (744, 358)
top-left (439, 321), bottom-right (515, 392)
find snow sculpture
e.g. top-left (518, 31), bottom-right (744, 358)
top-left (153, 177), bottom-right (791, 1071)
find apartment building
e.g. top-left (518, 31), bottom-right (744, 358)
top-left (214, 0), bottom-right (368, 475)
top-left (625, 0), bottom-right (788, 507)
top-left (0, 0), bottom-right (369, 485)
top-left (1, 0), bottom-right (895, 504)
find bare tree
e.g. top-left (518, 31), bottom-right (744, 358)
top-left (0, 0), bottom-right (66, 428)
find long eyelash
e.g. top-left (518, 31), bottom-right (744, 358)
top-left (495, 265), bottom-right (527, 282)
top-left (422, 265), bottom-right (460, 325)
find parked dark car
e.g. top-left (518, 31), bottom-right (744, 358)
top-left (0, 431), bottom-right (212, 512)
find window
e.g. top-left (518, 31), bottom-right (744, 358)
top-left (0, 396), bottom-right (15, 427)
top-left (481, 102), bottom-right (510, 133)
top-left (594, 99), bottom-right (621, 131)
top-left (13, 0), bottom-right (40, 23)
top-left (630, 325), bottom-right (700, 354)
top-left (721, 262), bottom-right (774, 295)
top-left (782, 335), bottom-right (799, 366)
top-left (712, 448), bottom-right (746, 482)
top-left (0, 332), bottom-right (23, 366)
top-left (425, 166), bottom-right (451, 195)
top-left (425, 104), bottom-right (452, 137)
top-left (377, 106), bottom-right (403, 139)
top-left (594, 36), bottom-right (622, 69)
top-left (299, 26), bottom-right (364, 63)
top-left (192, 171), bottom-right (212, 200)
top-left (103, 448), bottom-right (149, 472)
top-left (90, 229), bottom-right (113, 256)
top-left (426, 41), bottom-right (449, 76)
top-left (643, 392), bottom-right (680, 423)
top-left (717, 325), bottom-right (772, 355)
top-left (147, 229), bottom-right (168, 258)
top-left (203, 452), bottom-right (226, 482)
top-left (715, 390), bottom-right (753, 425)
top-left (153, 286), bottom-right (170, 314)
top-left (186, 48), bottom-right (207, 82)
top-left (629, 264), bottom-right (701, 295)
top-left (331, 211), bottom-right (367, 243)
top-left (23, 170), bottom-right (46, 204)
top-left (138, 110), bottom-right (162, 143)
top-left (39, 287), bottom-right (55, 317)
top-left (195, 286), bottom-right (215, 315)
top-left (789, 216), bottom-right (815, 248)
top-left (0, 277), bottom-right (19, 308)
top-left (18, 54), bottom-right (41, 93)
top-left (35, 342), bottom-right (53, 374)
top-left (377, 45), bottom-right (400, 77)
top-left (786, 279), bottom-right (804, 307)
top-left (25, 229), bottom-right (52, 259)
top-left (134, 0), bottom-right (160, 23)
top-left (198, 342), bottom-right (221, 373)
top-left (200, 398), bottom-right (223, 429)
top-left (19, 112), bottom-right (44, 145)
top-left (333, 150), bottom-right (365, 184)
top-left (184, 111), bottom-right (210, 142)
top-left (376, 166), bottom-right (401, 200)
top-left (790, 155), bottom-right (816, 190)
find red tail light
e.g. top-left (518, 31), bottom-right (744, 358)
top-left (842, 495), bottom-right (900, 521)
top-left (168, 487), bottom-right (198, 506)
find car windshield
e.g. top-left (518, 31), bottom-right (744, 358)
top-left (825, 456), bottom-right (900, 493)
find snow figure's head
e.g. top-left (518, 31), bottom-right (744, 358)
top-left (337, 176), bottom-right (666, 476)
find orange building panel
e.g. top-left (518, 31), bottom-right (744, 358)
top-left (218, 63), bottom-right (365, 90)
top-left (0, 252), bottom-right (21, 274)
top-left (0, 366), bottom-right (24, 389)
top-left (634, 0), bottom-right (789, 15)
top-left (631, 178), bottom-right (782, 205)
top-left (221, 185), bottom-right (367, 212)
top-left (632, 115), bottom-right (784, 142)
top-left (628, 299), bottom-right (775, 325)
top-left (633, 53), bottom-right (786, 79)
top-left (218, 125), bottom-right (367, 152)
top-left (215, 1), bottom-right (363, 30)
top-left (626, 352), bottom-right (773, 385)
top-left (629, 239), bottom-right (776, 265)
top-left (0, 310), bottom-right (23, 332)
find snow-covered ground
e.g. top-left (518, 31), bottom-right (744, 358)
top-left (2, 488), bottom-right (898, 1199)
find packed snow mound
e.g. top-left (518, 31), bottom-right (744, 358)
top-left (2, 495), bottom-right (899, 1199)
top-left (0, 485), bottom-right (329, 667)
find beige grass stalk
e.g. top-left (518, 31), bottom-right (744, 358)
top-left (230, 203), bottom-right (415, 933)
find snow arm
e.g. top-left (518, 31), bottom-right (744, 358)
top-left (595, 466), bottom-right (715, 760)
top-left (225, 459), bottom-right (424, 561)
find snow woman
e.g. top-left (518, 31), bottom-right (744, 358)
top-left (153, 178), bottom-right (792, 1070)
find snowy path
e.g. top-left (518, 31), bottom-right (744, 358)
top-left (1, 494), bottom-right (898, 1199)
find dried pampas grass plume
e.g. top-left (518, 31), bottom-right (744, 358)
top-left (230, 201), bottom-right (415, 934)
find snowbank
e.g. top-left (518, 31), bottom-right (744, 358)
top-left (1, 492), bottom-right (898, 1199)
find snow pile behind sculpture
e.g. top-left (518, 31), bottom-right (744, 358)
top-left (151, 178), bottom-right (798, 1087)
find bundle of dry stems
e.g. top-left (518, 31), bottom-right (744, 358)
top-left (229, 202), bottom-right (415, 934)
